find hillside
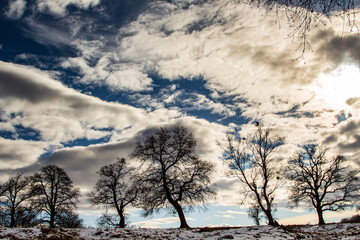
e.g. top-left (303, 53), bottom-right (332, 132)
top-left (0, 223), bottom-right (359, 239)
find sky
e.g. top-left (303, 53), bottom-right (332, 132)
top-left (1, 0), bottom-right (360, 228)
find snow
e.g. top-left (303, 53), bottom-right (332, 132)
top-left (0, 223), bottom-right (359, 239)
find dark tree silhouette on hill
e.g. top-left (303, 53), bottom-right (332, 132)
top-left (0, 173), bottom-right (37, 227)
top-left (55, 210), bottom-right (84, 228)
top-left (219, 124), bottom-right (285, 226)
top-left (88, 158), bottom-right (139, 228)
top-left (31, 165), bottom-right (80, 228)
top-left (131, 126), bottom-right (216, 228)
top-left (248, 204), bottom-right (263, 225)
top-left (286, 144), bottom-right (360, 224)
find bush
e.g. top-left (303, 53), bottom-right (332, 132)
top-left (340, 214), bottom-right (360, 223)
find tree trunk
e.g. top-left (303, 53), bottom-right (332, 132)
top-left (119, 209), bottom-right (126, 228)
top-left (317, 207), bottom-right (325, 225)
top-left (173, 201), bottom-right (190, 228)
top-left (265, 210), bottom-right (279, 226)
top-left (10, 207), bottom-right (16, 228)
top-left (50, 211), bottom-right (56, 228)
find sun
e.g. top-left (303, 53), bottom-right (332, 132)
top-left (312, 64), bottom-right (360, 111)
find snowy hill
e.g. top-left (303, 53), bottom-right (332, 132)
top-left (0, 223), bottom-right (359, 239)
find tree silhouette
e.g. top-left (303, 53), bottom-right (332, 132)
top-left (131, 126), bottom-right (216, 228)
top-left (286, 144), bottom-right (360, 224)
top-left (248, 203), bottom-right (263, 225)
top-left (219, 124), bottom-right (285, 226)
top-left (31, 165), bottom-right (80, 228)
top-left (88, 158), bottom-right (138, 228)
top-left (0, 173), bottom-right (36, 227)
top-left (96, 212), bottom-right (128, 229)
top-left (55, 210), bottom-right (84, 228)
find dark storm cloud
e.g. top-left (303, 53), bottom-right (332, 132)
top-left (336, 119), bottom-right (360, 152)
top-left (0, 139), bottom-right (47, 169)
top-left (323, 134), bottom-right (338, 144)
top-left (213, 178), bottom-right (237, 191)
top-left (36, 139), bottom-right (137, 186)
top-left (0, 66), bottom-right (61, 103)
top-left (0, 62), bottom-right (144, 124)
top-left (0, 138), bottom-right (137, 187)
top-left (317, 30), bottom-right (360, 66)
top-left (339, 134), bottom-right (360, 150)
top-left (340, 119), bottom-right (359, 134)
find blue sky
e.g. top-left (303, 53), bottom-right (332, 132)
top-left (1, 0), bottom-right (360, 228)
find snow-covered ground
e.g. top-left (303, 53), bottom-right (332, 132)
top-left (0, 223), bottom-right (359, 239)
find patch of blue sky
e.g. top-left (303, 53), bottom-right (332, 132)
top-left (81, 205), bottom-right (253, 228)
top-left (0, 22), bottom-right (47, 62)
top-left (69, 75), bottom-right (243, 122)
top-left (38, 150), bottom-right (56, 159)
top-left (336, 111), bottom-right (352, 123)
top-left (38, 134), bottom-right (112, 159)
top-left (127, 205), bottom-right (316, 228)
top-left (61, 135), bottom-right (112, 148)
top-left (217, 111), bottom-right (249, 127)
top-left (146, 76), bottom-right (248, 124)
top-left (0, 25), bottom-right (76, 64)
top-left (184, 109), bottom-right (227, 123)
top-left (0, 124), bottom-right (42, 141)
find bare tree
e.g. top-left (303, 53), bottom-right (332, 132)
top-left (31, 165), bottom-right (80, 228)
top-left (248, 203), bottom-right (263, 225)
top-left (219, 124), bottom-right (285, 226)
top-left (131, 126), bottom-right (216, 228)
top-left (286, 144), bottom-right (360, 224)
top-left (0, 173), bottom-right (36, 227)
top-left (88, 158), bottom-right (138, 228)
top-left (55, 210), bottom-right (84, 228)
top-left (96, 212), bottom-right (128, 229)
top-left (0, 206), bottom-right (40, 227)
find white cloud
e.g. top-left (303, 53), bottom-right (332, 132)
top-left (217, 210), bottom-right (248, 215)
top-left (36, 0), bottom-right (100, 16)
top-left (5, 0), bottom-right (26, 20)
top-left (0, 62), bottom-right (231, 189)
top-left (53, 0), bottom-right (359, 131)
top-left (108, 0), bottom-right (359, 123)
top-left (61, 56), bottom-right (154, 92)
top-left (0, 61), bottom-right (147, 155)
top-left (107, 69), bottom-right (153, 91)
top-left (182, 93), bottom-right (236, 117)
top-left (115, 1), bottom-right (315, 107)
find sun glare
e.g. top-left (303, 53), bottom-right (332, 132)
top-left (313, 64), bottom-right (360, 111)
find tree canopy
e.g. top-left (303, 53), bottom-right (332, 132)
top-left (219, 124), bottom-right (285, 226)
top-left (286, 144), bottom-right (360, 224)
top-left (88, 158), bottom-right (139, 228)
top-left (31, 165), bottom-right (80, 228)
top-left (131, 126), bottom-right (216, 228)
